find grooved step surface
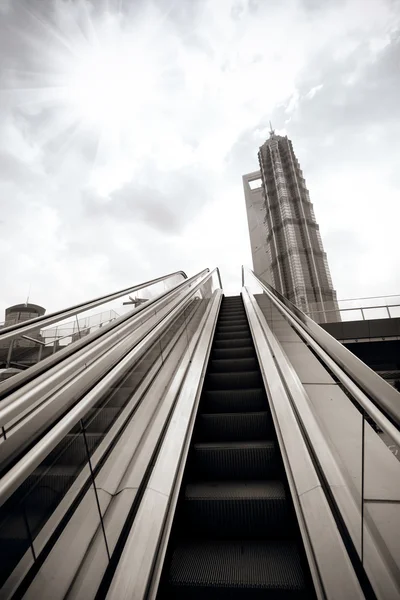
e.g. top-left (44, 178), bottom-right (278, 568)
top-left (211, 347), bottom-right (255, 360)
top-left (183, 480), bottom-right (290, 538)
top-left (43, 433), bottom-right (103, 466)
top-left (169, 540), bottom-right (306, 592)
top-left (191, 441), bottom-right (278, 480)
top-left (213, 338), bottom-right (253, 349)
top-left (158, 295), bottom-right (312, 599)
top-left (196, 412), bottom-right (270, 442)
top-left (216, 325), bottom-right (249, 333)
top-left (82, 406), bottom-right (120, 432)
top-left (214, 331), bottom-right (252, 341)
top-left (209, 358), bottom-right (258, 373)
top-left (205, 371), bottom-right (262, 390)
top-left (201, 388), bottom-right (267, 413)
top-left (217, 318), bottom-right (248, 325)
top-left (19, 466), bottom-right (77, 505)
top-left (186, 480), bottom-right (285, 499)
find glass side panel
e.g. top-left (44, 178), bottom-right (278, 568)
top-left (0, 421), bottom-right (105, 586)
top-left (0, 271), bottom-right (187, 381)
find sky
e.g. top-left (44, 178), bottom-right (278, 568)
top-left (0, 0), bottom-right (399, 317)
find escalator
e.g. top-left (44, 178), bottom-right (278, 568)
top-left (2, 266), bottom-right (399, 599)
top-left (157, 296), bottom-right (315, 599)
top-left (0, 296), bottom-right (201, 590)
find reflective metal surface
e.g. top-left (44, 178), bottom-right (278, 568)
top-left (243, 267), bottom-right (400, 599)
top-left (105, 291), bottom-right (222, 600)
top-left (242, 266), bottom-right (400, 427)
top-left (242, 286), bottom-right (364, 600)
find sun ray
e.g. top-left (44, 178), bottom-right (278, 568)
top-left (0, 1), bottom-right (175, 191)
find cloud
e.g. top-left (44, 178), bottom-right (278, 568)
top-left (0, 0), bottom-right (399, 317)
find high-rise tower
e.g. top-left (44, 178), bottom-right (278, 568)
top-left (243, 129), bottom-right (339, 323)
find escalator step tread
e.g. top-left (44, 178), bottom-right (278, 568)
top-left (205, 371), bottom-right (262, 390)
top-left (213, 339), bottom-right (253, 349)
top-left (216, 324), bottom-right (249, 331)
top-left (196, 412), bottom-right (270, 442)
top-left (201, 388), bottom-right (266, 413)
top-left (213, 332), bottom-right (252, 341)
top-left (183, 481), bottom-right (290, 538)
top-left (43, 432), bottom-right (103, 465)
top-left (186, 480), bottom-right (285, 499)
top-left (82, 406), bottom-right (121, 432)
top-left (31, 465), bottom-right (80, 476)
top-left (168, 540), bottom-right (306, 592)
top-left (217, 317), bottom-right (247, 323)
top-left (191, 440), bottom-right (278, 480)
top-left (211, 347), bottom-right (255, 360)
top-left (208, 358), bottom-right (258, 373)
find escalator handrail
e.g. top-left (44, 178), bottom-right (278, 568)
top-left (0, 270), bottom-right (188, 343)
top-left (243, 266), bottom-right (400, 447)
top-left (0, 269), bottom-right (221, 508)
top-left (0, 269), bottom-right (208, 403)
top-left (0, 269), bottom-right (210, 433)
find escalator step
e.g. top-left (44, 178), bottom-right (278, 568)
top-left (19, 465), bottom-right (77, 504)
top-left (191, 441), bottom-right (278, 480)
top-left (220, 306), bottom-right (243, 311)
top-left (211, 347), bottom-right (255, 360)
top-left (183, 480), bottom-right (291, 538)
top-left (217, 323), bottom-right (249, 331)
top-left (102, 386), bottom-right (133, 408)
top-left (214, 331), bottom-right (251, 341)
top-left (196, 412), bottom-right (270, 442)
top-left (201, 388), bottom-right (266, 413)
top-left (213, 339), bottom-right (253, 349)
top-left (218, 311), bottom-right (245, 318)
top-left (205, 371), bottom-right (262, 390)
top-left (82, 406), bottom-right (121, 433)
top-left (216, 328), bottom-right (250, 337)
top-left (42, 433), bottom-right (103, 466)
top-left (208, 358), bottom-right (258, 373)
top-left (217, 318), bottom-right (248, 325)
top-left (168, 540), bottom-right (307, 598)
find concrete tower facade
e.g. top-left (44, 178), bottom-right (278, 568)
top-left (243, 130), bottom-right (339, 323)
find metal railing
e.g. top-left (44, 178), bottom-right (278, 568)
top-left (243, 267), bottom-right (400, 429)
top-left (307, 294), bottom-right (400, 322)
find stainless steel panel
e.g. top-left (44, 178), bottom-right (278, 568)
top-left (106, 292), bottom-right (221, 600)
top-left (280, 341), bottom-right (334, 384)
top-left (242, 286), bottom-right (364, 599)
